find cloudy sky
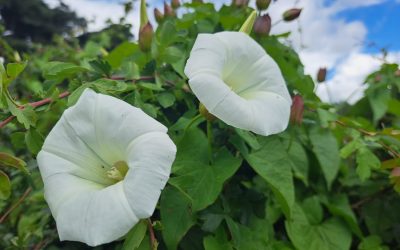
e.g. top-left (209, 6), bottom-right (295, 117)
top-left (44, 0), bottom-right (400, 103)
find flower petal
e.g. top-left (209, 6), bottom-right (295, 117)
top-left (124, 131), bottom-right (176, 218)
top-left (37, 89), bottom-right (176, 246)
top-left (184, 31), bottom-right (291, 136)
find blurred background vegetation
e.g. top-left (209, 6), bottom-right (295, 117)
top-left (0, 0), bottom-right (399, 249)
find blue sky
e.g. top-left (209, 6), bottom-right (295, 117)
top-left (333, 0), bottom-right (400, 53)
top-left (43, 0), bottom-right (400, 103)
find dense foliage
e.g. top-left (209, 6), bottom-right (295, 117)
top-left (0, 1), bottom-right (399, 249)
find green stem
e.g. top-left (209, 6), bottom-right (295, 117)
top-left (184, 113), bottom-right (202, 132)
top-left (207, 121), bottom-right (213, 164)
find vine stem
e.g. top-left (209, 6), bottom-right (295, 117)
top-left (147, 218), bottom-right (157, 250)
top-left (0, 91), bottom-right (70, 129)
top-left (0, 187), bottom-right (32, 223)
top-left (207, 120), bottom-right (213, 164)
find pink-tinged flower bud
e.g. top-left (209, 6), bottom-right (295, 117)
top-left (171, 0), bottom-right (180, 9)
top-left (139, 22), bottom-right (153, 52)
top-left (391, 167), bottom-right (400, 177)
top-left (154, 8), bottom-right (164, 23)
top-left (254, 14), bottom-right (271, 36)
top-left (374, 74), bottom-right (382, 83)
top-left (256, 0), bottom-right (271, 10)
top-left (234, 0), bottom-right (249, 7)
top-left (164, 2), bottom-right (176, 17)
top-left (290, 95), bottom-right (304, 126)
top-left (395, 69), bottom-right (400, 77)
top-left (317, 67), bottom-right (327, 82)
top-left (283, 8), bottom-right (302, 22)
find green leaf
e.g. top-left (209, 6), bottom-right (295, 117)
top-left (162, 46), bottom-right (182, 64)
top-left (235, 128), bottom-right (261, 150)
top-left (203, 227), bottom-right (233, 250)
top-left (320, 194), bottom-right (362, 237)
top-left (7, 99), bottom-right (37, 129)
top-left (106, 42), bottom-right (139, 69)
top-left (368, 88), bottom-right (390, 123)
top-left (67, 84), bottom-right (91, 106)
top-left (285, 205), bottom-right (352, 250)
top-left (309, 127), bottom-right (340, 189)
top-left (25, 129), bottom-right (44, 155)
top-left (0, 170), bottom-right (11, 200)
top-left (160, 186), bottom-right (196, 250)
top-left (356, 147), bottom-right (381, 181)
top-left (157, 92), bottom-right (176, 108)
top-left (122, 220), bottom-right (148, 250)
top-left (43, 62), bottom-right (87, 82)
top-left (89, 59), bottom-right (111, 76)
top-left (138, 82), bottom-right (164, 91)
top-left (317, 108), bottom-right (338, 128)
top-left (358, 235), bottom-right (388, 250)
top-left (301, 196), bottom-right (323, 225)
top-left (245, 136), bottom-right (294, 218)
top-left (340, 139), bottom-right (363, 159)
top-left (0, 152), bottom-right (29, 174)
top-left (170, 148), bottom-right (241, 211)
top-left (6, 61), bottom-right (27, 80)
top-left (91, 79), bottom-right (127, 93)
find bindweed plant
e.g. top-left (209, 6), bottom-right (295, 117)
top-left (0, 0), bottom-right (399, 249)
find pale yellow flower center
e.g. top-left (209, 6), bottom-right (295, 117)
top-left (106, 161), bottom-right (129, 182)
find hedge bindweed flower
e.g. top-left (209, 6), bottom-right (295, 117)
top-left (184, 31), bottom-right (291, 136)
top-left (37, 89), bottom-right (176, 246)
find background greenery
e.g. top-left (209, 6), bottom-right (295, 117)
top-left (0, 1), bottom-right (399, 249)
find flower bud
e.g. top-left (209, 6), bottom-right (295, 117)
top-left (391, 167), bottom-right (400, 178)
top-left (254, 14), bottom-right (271, 36)
top-left (256, 0), bottom-right (271, 10)
top-left (317, 67), bottom-right (327, 82)
top-left (164, 2), bottom-right (176, 17)
top-left (290, 95), bottom-right (304, 126)
top-left (283, 8), bottom-right (302, 22)
top-left (234, 0), bottom-right (249, 7)
top-left (139, 22), bottom-right (153, 52)
top-left (391, 167), bottom-right (400, 193)
top-left (374, 74), bottom-right (382, 83)
top-left (395, 69), bottom-right (400, 77)
top-left (199, 103), bottom-right (216, 121)
top-left (154, 8), bottom-right (164, 23)
top-left (171, 0), bottom-right (180, 9)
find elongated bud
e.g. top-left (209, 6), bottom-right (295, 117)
top-left (139, 22), bottom-right (153, 52)
top-left (290, 95), bottom-right (304, 126)
top-left (140, 0), bottom-right (148, 30)
top-left (164, 2), bottom-right (175, 17)
top-left (199, 103), bottom-right (216, 121)
top-left (256, 0), bottom-right (271, 10)
top-left (239, 10), bottom-right (257, 35)
top-left (254, 14), bottom-right (271, 36)
top-left (374, 74), bottom-right (382, 83)
top-left (171, 0), bottom-right (180, 9)
top-left (317, 67), bottom-right (327, 82)
top-left (395, 69), bottom-right (400, 77)
top-left (283, 8), bottom-right (302, 22)
top-left (154, 8), bottom-right (164, 23)
top-left (234, 0), bottom-right (249, 7)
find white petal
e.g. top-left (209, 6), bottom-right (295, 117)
top-left (124, 131), bottom-right (176, 218)
top-left (37, 88), bottom-right (176, 246)
top-left (184, 31), bottom-right (292, 136)
top-left (64, 89), bottom-right (167, 167)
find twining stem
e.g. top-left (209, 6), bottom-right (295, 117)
top-left (0, 91), bottom-right (70, 129)
top-left (184, 114), bottom-right (202, 132)
top-left (0, 187), bottom-right (32, 223)
top-left (207, 120), bottom-right (213, 164)
top-left (147, 218), bottom-right (157, 250)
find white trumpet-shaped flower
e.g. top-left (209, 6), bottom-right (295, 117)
top-left (184, 31), bottom-right (292, 136)
top-left (37, 89), bottom-right (176, 246)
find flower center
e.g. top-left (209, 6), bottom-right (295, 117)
top-left (106, 161), bottom-right (129, 183)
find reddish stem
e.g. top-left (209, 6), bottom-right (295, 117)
top-left (0, 91), bottom-right (70, 129)
top-left (0, 187), bottom-right (32, 223)
top-left (147, 218), bottom-right (157, 249)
